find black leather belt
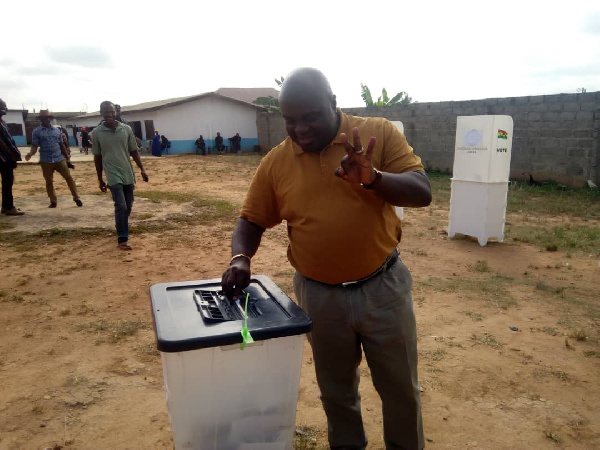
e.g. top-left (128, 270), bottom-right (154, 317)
top-left (340, 248), bottom-right (399, 288)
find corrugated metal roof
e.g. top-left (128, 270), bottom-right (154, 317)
top-left (215, 87), bottom-right (279, 103)
top-left (69, 91), bottom-right (268, 119)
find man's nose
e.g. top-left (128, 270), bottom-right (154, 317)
top-left (295, 123), bottom-right (309, 134)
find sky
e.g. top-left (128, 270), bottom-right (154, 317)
top-left (1, 0), bottom-right (599, 113)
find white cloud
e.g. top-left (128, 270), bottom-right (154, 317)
top-left (46, 46), bottom-right (115, 69)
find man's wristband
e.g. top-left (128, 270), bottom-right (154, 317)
top-left (362, 168), bottom-right (383, 189)
top-left (230, 253), bottom-right (251, 264)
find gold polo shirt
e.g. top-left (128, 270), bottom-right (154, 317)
top-left (241, 110), bottom-right (424, 285)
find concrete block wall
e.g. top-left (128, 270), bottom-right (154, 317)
top-left (258, 91), bottom-right (600, 187)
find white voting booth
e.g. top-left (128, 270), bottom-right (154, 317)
top-left (448, 115), bottom-right (514, 246)
top-left (391, 121), bottom-right (405, 220)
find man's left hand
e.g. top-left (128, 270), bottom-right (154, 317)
top-left (334, 127), bottom-right (377, 184)
top-left (141, 170), bottom-right (149, 182)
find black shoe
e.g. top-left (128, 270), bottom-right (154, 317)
top-left (49, 202), bottom-right (57, 208)
top-left (75, 199), bottom-right (83, 207)
top-left (2, 207), bottom-right (24, 216)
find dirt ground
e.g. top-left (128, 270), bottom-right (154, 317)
top-left (0, 153), bottom-right (598, 449)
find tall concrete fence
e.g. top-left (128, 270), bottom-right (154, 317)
top-left (257, 91), bottom-right (600, 187)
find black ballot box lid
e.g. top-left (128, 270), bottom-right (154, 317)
top-left (150, 275), bottom-right (312, 352)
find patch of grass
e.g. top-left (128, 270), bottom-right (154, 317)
top-left (583, 350), bottom-right (600, 358)
top-left (136, 190), bottom-right (198, 204)
top-left (424, 171), bottom-right (451, 205)
top-left (569, 329), bottom-right (588, 341)
top-left (31, 405), bottom-right (44, 415)
top-left (293, 425), bottom-right (320, 449)
top-left (64, 374), bottom-right (89, 387)
top-left (535, 367), bottom-right (569, 381)
top-left (543, 429), bottom-right (563, 444)
top-left (0, 228), bottom-right (108, 250)
top-left (2, 294), bottom-right (24, 303)
top-left (428, 348), bottom-right (447, 362)
top-left (109, 319), bottom-right (149, 342)
top-left (136, 213), bottom-right (155, 220)
top-left (470, 333), bottom-right (503, 349)
top-left (535, 281), bottom-right (566, 294)
top-left (135, 343), bottom-right (160, 357)
top-left (74, 319), bottom-right (149, 343)
top-left (508, 182), bottom-right (600, 218)
top-left (508, 223), bottom-right (600, 255)
top-left (470, 260), bottom-right (489, 272)
top-left (135, 190), bottom-right (238, 219)
top-left (130, 207), bottom-right (238, 233)
top-left (421, 276), bottom-right (517, 309)
top-left (541, 326), bottom-right (559, 336)
top-left (463, 311), bottom-right (484, 321)
top-left (76, 303), bottom-right (94, 315)
top-left (273, 269), bottom-right (295, 277)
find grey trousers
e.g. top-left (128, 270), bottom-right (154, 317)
top-left (294, 256), bottom-right (424, 450)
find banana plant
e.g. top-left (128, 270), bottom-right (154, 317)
top-left (361, 84), bottom-right (413, 106)
top-left (253, 96), bottom-right (280, 114)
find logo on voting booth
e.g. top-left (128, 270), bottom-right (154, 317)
top-left (497, 129), bottom-right (508, 139)
top-left (465, 129), bottom-right (483, 146)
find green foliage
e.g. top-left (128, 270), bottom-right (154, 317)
top-left (253, 96), bottom-right (280, 114)
top-left (361, 83), bottom-right (413, 106)
top-left (252, 76), bottom-right (285, 114)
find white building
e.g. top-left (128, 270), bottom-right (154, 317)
top-left (69, 89), bottom-right (277, 154)
top-left (4, 109), bottom-right (27, 146)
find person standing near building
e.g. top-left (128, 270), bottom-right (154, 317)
top-left (25, 110), bottom-right (83, 208)
top-left (0, 98), bottom-right (24, 215)
top-left (160, 134), bottom-right (170, 155)
top-left (229, 132), bottom-right (242, 154)
top-left (76, 129), bottom-right (83, 153)
top-left (215, 132), bottom-right (224, 154)
top-left (195, 135), bottom-right (206, 155)
top-left (80, 127), bottom-right (92, 155)
top-left (151, 130), bottom-right (162, 157)
top-left (92, 101), bottom-right (148, 251)
top-left (221, 68), bottom-right (431, 449)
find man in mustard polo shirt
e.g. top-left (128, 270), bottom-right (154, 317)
top-left (92, 101), bottom-right (148, 251)
top-left (222, 68), bottom-right (431, 449)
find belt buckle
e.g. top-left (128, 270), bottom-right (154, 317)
top-left (340, 250), bottom-right (397, 288)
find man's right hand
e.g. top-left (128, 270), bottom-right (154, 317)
top-left (25, 153), bottom-right (32, 161)
top-left (222, 259), bottom-right (251, 301)
top-left (99, 180), bottom-right (107, 192)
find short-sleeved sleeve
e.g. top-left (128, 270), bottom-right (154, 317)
top-left (91, 131), bottom-right (101, 155)
top-left (31, 129), bottom-right (40, 146)
top-left (379, 120), bottom-right (424, 174)
top-left (240, 154), bottom-right (282, 229)
top-left (127, 127), bottom-right (138, 153)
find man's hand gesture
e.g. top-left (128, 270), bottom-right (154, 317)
top-left (334, 127), bottom-right (377, 185)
